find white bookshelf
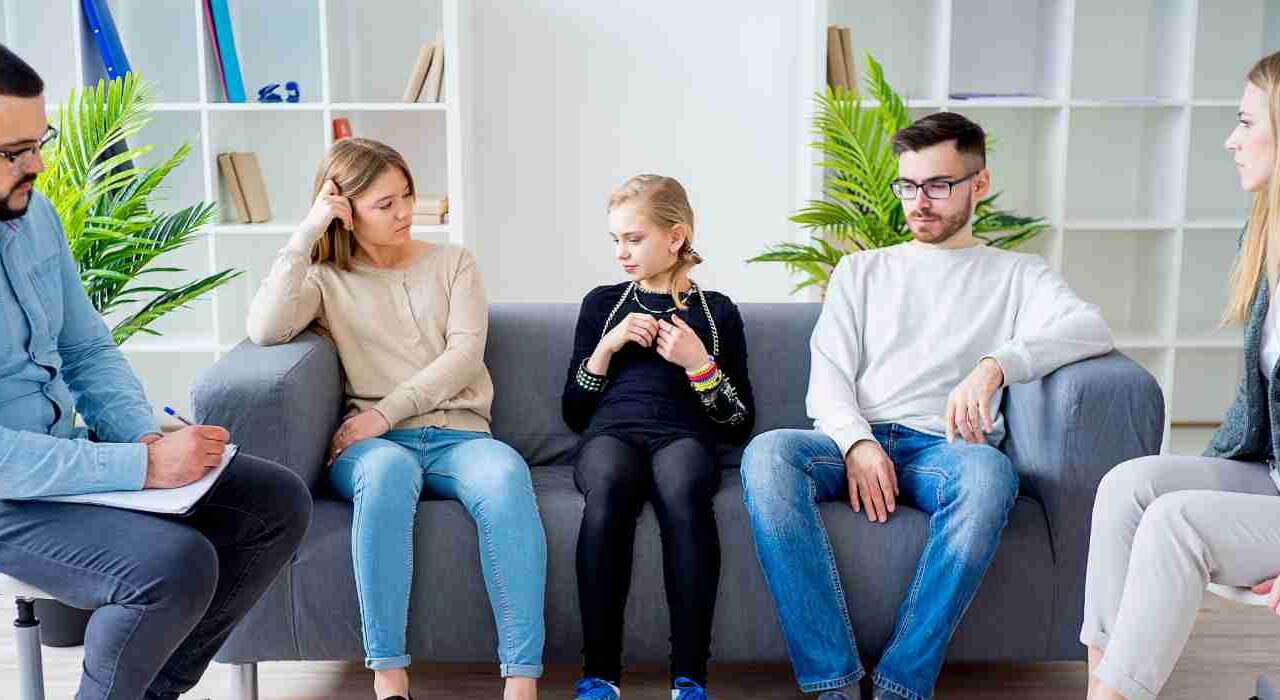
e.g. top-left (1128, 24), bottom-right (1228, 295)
top-left (811, 0), bottom-right (1280, 452)
top-left (7, 0), bottom-right (470, 427)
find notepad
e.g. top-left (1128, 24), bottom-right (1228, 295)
top-left (39, 444), bottom-right (239, 516)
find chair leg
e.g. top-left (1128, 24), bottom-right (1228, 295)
top-left (229, 662), bottom-right (258, 700)
top-left (14, 597), bottom-right (45, 700)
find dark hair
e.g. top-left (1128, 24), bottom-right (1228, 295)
top-left (891, 112), bottom-right (985, 168)
top-left (0, 43), bottom-right (43, 98)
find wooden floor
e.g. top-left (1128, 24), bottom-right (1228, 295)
top-left (1, 595), bottom-right (1275, 699)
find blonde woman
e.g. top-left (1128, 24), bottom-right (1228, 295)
top-left (1082, 50), bottom-right (1280, 700)
top-left (247, 138), bottom-right (546, 700)
top-left (562, 175), bottom-right (755, 700)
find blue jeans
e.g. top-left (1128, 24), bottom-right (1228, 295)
top-left (329, 427), bottom-right (546, 678)
top-left (0, 452), bottom-right (311, 700)
top-left (741, 424), bottom-right (1019, 700)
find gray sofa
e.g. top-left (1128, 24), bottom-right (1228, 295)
top-left (195, 303), bottom-right (1164, 693)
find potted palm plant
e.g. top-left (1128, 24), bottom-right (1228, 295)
top-left (39, 73), bottom-right (238, 344)
top-left (750, 55), bottom-right (1048, 296)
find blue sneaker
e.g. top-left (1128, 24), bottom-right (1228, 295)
top-left (574, 677), bottom-right (620, 700)
top-left (671, 677), bottom-right (708, 699)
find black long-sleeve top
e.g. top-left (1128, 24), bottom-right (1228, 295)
top-left (562, 282), bottom-right (755, 446)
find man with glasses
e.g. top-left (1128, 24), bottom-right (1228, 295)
top-left (740, 112), bottom-right (1113, 700)
top-left (0, 43), bottom-right (311, 699)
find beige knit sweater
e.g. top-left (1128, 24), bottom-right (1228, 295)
top-left (246, 242), bottom-right (493, 433)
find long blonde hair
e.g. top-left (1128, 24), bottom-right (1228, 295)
top-left (308, 138), bottom-right (416, 271)
top-left (1224, 51), bottom-right (1280, 324)
top-left (607, 174), bottom-right (702, 309)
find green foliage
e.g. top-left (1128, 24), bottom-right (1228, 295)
top-left (39, 74), bottom-right (238, 344)
top-left (750, 54), bottom-right (1047, 294)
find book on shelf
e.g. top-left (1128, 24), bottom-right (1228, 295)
top-left (826, 25), bottom-right (857, 94)
top-left (826, 25), bottom-right (848, 92)
top-left (420, 31), bottom-right (445, 103)
top-left (414, 194), bottom-right (448, 215)
top-left (838, 26), bottom-right (857, 94)
top-left (81, 0), bottom-right (132, 82)
top-left (333, 117), bottom-right (353, 141)
top-left (216, 154), bottom-right (249, 224)
top-left (413, 212), bottom-right (447, 226)
top-left (208, 0), bottom-right (247, 102)
top-left (217, 152), bottom-right (271, 223)
top-left (403, 41), bottom-right (436, 102)
top-left (202, 0), bottom-right (227, 100)
top-left (948, 92), bottom-right (1038, 100)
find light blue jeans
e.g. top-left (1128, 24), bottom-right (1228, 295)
top-left (330, 427), bottom-right (546, 678)
top-left (741, 424), bottom-right (1019, 700)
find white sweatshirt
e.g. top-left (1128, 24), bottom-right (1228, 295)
top-left (807, 241), bottom-right (1114, 455)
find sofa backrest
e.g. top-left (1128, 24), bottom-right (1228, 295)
top-left (484, 303), bottom-right (821, 467)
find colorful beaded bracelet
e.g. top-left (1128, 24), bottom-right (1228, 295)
top-left (691, 370), bottom-right (724, 393)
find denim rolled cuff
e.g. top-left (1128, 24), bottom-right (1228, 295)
top-left (365, 653), bottom-right (412, 670)
top-left (500, 662), bottom-right (543, 679)
top-left (872, 671), bottom-right (928, 700)
top-left (796, 668), bottom-right (863, 694)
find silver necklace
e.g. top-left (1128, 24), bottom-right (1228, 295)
top-left (599, 281), bottom-right (721, 356)
top-left (633, 284), bottom-right (693, 314)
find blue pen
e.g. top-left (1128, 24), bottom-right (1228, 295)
top-left (163, 406), bottom-right (194, 426)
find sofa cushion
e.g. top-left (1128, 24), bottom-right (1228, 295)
top-left (220, 464), bottom-right (1054, 664)
top-left (485, 303), bottom-right (822, 468)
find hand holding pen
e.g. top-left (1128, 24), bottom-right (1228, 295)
top-left (138, 407), bottom-right (231, 490)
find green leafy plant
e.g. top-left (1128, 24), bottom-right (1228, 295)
top-left (750, 55), bottom-right (1048, 295)
top-left (39, 74), bottom-right (238, 345)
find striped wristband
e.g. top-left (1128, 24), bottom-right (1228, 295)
top-left (576, 358), bottom-right (608, 392)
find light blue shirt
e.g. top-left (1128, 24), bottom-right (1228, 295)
top-left (0, 191), bottom-right (158, 498)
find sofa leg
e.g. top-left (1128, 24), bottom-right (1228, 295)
top-left (14, 597), bottom-right (45, 700)
top-left (229, 662), bottom-right (258, 700)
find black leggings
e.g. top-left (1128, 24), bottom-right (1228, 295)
top-left (574, 432), bottom-right (722, 686)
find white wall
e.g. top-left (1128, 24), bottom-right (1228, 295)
top-left (469, 0), bottom-right (813, 303)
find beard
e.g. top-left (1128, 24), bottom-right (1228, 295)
top-left (0, 174), bottom-right (37, 221)
top-left (907, 190), bottom-right (972, 244)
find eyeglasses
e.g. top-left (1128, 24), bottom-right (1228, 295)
top-left (0, 125), bottom-right (57, 166)
top-left (890, 170), bottom-right (979, 201)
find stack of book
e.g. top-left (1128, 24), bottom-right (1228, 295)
top-left (217, 153), bottom-right (272, 223)
top-left (826, 25), bottom-right (857, 95)
top-left (403, 31), bottom-right (446, 103)
top-left (414, 194), bottom-right (448, 226)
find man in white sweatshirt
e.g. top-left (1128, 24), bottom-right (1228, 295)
top-left (740, 112), bottom-right (1113, 700)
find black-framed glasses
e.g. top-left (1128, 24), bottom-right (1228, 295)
top-left (0, 125), bottom-right (57, 165)
top-left (890, 170), bottom-right (979, 201)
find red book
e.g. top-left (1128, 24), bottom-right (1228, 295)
top-left (332, 118), bottom-right (353, 141)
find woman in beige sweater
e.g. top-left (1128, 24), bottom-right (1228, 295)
top-left (247, 138), bottom-right (546, 700)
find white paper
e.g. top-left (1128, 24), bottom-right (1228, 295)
top-left (38, 444), bottom-right (239, 515)
top-left (1206, 582), bottom-right (1270, 607)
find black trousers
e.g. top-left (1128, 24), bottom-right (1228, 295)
top-left (573, 430), bottom-right (722, 686)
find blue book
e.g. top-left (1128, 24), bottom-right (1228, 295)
top-left (81, 0), bottom-right (131, 82)
top-left (208, 0), bottom-right (246, 102)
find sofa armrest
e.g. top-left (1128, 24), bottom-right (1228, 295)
top-left (191, 331), bottom-right (344, 490)
top-left (1002, 350), bottom-right (1164, 658)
